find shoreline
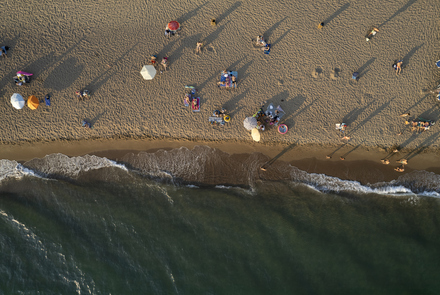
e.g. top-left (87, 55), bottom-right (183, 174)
top-left (2, 137), bottom-right (440, 185)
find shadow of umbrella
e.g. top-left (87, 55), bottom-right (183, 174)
top-left (44, 57), bottom-right (84, 91)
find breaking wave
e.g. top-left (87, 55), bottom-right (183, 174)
top-left (1, 146), bottom-right (439, 197)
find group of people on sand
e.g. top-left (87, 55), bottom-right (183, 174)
top-left (1, 46), bottom-right (9, 58)
top-left (149, 55), bottom-right (168, 72)
top-left (75, 90), bottom-right (90, 102)
top-left (217, 70), bottom-right (237, 88)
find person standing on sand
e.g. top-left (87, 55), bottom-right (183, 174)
top-left (394, 60), bottom-right (403, 75)
top-left (196, 42), bottom-right (203, 54)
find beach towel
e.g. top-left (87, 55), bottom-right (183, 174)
top-left (192, 97), bottom-right (200, 112)
top-left (209, 116), bottom-right (225, 126)
top-left (45, 95), bottom-right (51, 106)
top-left (263, 44), bottom-right (271, 55)
top-left (219, 71), bottom-right (238, 88)
top-left (184, 94), bottom-right (191, 106)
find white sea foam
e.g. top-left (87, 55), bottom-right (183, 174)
top-left (24, 153), bottom-right (128, 178)
top-left (2, 151), bottom-right (439, 198)
top-left (290, 167), bottom-right (436, 197)
top-left (0, 159), bottom-right (42, 182)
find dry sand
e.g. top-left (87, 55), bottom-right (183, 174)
top-left (1, 0), bottom-right (440, 176)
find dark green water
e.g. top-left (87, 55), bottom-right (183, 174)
top-left (1, 174), bottom-right (440, 295)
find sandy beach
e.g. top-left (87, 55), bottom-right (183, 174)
top-left (1, 0), bottom-right (440, 180)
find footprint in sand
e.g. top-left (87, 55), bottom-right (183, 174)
top-left (206, 45), bottom-right (216, 53)
top-left (312, 67), bottom-right (323, 78)
top-left (330, 68), bottom-right (341, 80)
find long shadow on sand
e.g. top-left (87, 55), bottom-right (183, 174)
top-left (215, 1), bottom-right (242, 24)
top-left (0, 36), bottom-right (88, 97)
top-left (379, 0), bottom-right (418, 28)
top-left (356, 57), bottom-right (376, 78)
top-left (403, 131), bottom-right (440, 161)
top-left (264, 17), bottom-right (288, 41)
top-left (85, 41), bottom-right (140, 93)
top-left (347, 97), bottom-right (396, 136)
top-left (402, 43), bottom-right (424, 66)
top-left (323, 3), bottom-right (350, 25)
top-left (260, 143), bottom-right (297, 170)
top-left (44, 57), bottom-right (84, 91)
top-left (203, 21), bottom-right (230, 46)
top-left (271, 28), bottom-right (293, 48)
top-left (225, 89), bottom-right (249, 116)
top-left (177, 2), bottom-right (209, 24)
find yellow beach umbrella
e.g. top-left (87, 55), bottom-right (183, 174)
top-left (27, 95), bottom-right (39, 110)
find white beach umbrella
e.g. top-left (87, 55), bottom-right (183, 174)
top-left (10, 93), bottom-right (25, 109)
top-left (243, 116), bottom-right (258, 130)
top-left (140, 65), bottom-right (157, 80)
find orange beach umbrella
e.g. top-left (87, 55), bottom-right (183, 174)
top-left (27, 95), bottom-right (39, 110)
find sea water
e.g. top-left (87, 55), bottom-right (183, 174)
top-left (1, 147), bottom-right (440, 294)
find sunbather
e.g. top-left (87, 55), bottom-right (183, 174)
top-left (150, 55), bottom-right (157, 65)
top-left (184, 94), bottom-right (191, 106)
top-left (161, 57), bottom-right (168, 70)
top-left (82, 90), bottom-right (90, 99)
top-left (366, 28), bottom-right (379, 41)
top-left (192, 99), bottom-right (199, 110)
top-left (1, 46), bottom-right (8, 58)
top-left (256, 35), bottom-right (267, 46)
top-left (81, 120), bottom-right (91, 128)
top-left (76, 91), bottom-right (83, 101)
top-left (231, 75), bottom-right (237, 87)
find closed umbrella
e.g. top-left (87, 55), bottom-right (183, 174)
top-left (243, 116), bottom-right (257, 130)
top-left (140, 65), bottom-right (157, 80)
top-left (251, 128), bottom-right (261, 142)
top-left (27, 95), bottom-right (39, 110)
top-left (10, 93), bottom-right (25, 109)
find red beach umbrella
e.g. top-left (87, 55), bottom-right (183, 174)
top-left (167, 21), bottom-right (180, 31)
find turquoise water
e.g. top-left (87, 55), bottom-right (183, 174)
top-left (1, 165), bottom-right (440, 294)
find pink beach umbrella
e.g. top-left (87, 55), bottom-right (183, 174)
top-left (167, 21), bottom-right (180, 31)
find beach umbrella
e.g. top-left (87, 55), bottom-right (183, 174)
top-left (243, 116), bottom-right (257, 130)
top-left (27, 95), bottom-right (39, 110)
top-left (140, 65), bottom-right (157, 80)
top-left (167, 21), bottom-right (180, 31)
top-left (251, 128), bottom-right (260, 142)
top-left (10, 93), bottom-right (25, 109)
